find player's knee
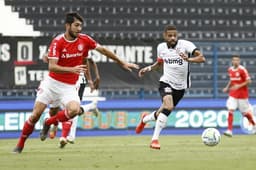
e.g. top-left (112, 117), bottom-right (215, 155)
top-left (67, 103), bottom-right (81, 117)
top-left (161, 108), bottom-right (172, 116)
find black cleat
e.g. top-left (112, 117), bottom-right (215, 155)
top-left (40, 119), bottom-right (50, 141)
top-left (78, 107), bottom-right (84, 115)
top-left (12, 146), bottom-right (23, 154)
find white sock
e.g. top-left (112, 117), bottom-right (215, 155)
top-left (152, 113), bottom-right (168, 140)
top-left (143, 111), bottom-right (156, 123)
top-left (68, 116), bottom-right (78, 141)
top-left (81, 101), bottom-right (97, 112)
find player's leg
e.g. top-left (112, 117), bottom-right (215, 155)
top-left (150, 94), bottom-right (172, 149)
top-left (48, 107), bottom-right (60, 139)
top-left (59, 119), bottom-right (73, 148)
top-left (224, 97), bottom-right (237, 137)
top-left (135, 105), bottom-right (163, 134)
top-left (41, 86), bottom-right (82, 141)
top-left (239, 99), bottom-right (256, 133)
top-left (13, 101), bottom-right (47, 153)
top-left (150, 83), bottom-right (185, 149)
top-left (13, 78), bottom-right (52, 153)
top-left (67, 115), bottom-right (78, 143)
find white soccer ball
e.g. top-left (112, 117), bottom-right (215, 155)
top-left (201, 128), bottom-right (221, 146)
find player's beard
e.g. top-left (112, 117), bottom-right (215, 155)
top-left (69, 30), bottom-right (78, 39)
top-left (167, 40), bottom-right (177, 48)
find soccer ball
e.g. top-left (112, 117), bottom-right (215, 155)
top-left (201, 128), bottom-right (221, 146)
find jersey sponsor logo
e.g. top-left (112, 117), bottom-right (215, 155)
top-left (230, 77), bottom-right (241, 81)
top-left (61, 52), bottom-right (83, 59)
top-left (164, 58), bottom-right (183, 65)
top-left (62, 48), bottom-right (67, 52)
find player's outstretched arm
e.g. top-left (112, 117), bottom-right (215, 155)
top-left (138, 61), bottom-right (162, 77)
top-left (95, 45), bottom-right (139, 72)
top-left (88, 58), bottom-right (100, 89)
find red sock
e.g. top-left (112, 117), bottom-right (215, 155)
top-left (227, 112), bottom-right (233, 131)
top-left (61, 120), bottom-right (72, 138)
top-left (244, 112), bottom-right (255, 126)
top-left (46, 110), bottom-right (70, 126)
top-left (17, 119), bottom-right (34, 148)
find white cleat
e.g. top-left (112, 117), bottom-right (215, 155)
top-left (67, 136), bottom-right (75, 144)
top-left (252, 125), bottom-right (256, 134)
top-left (59, 137), bottom-right (68, 148)
top-left (223, 130), bottom-right (233, 137)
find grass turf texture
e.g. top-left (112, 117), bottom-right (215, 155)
top-left (0, 135), bottom-right (255, 170)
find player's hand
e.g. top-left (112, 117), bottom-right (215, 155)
top-left (138, 66), bottom-right (151, 77)
top-left (179, 52), bottom-right (189, 61)
top-left (122, 63), bottom-right (139, 72)
top-left (42, 53), bottom-right (49, 63)
top-left (229, 84), bottom-right (240, 90)
top-left (72, 65), bottom-right (87, 74)
top-left (222, 87), bottom-right (228, 93)
top-left (88, 80), bottom-right (95, 92)
top-left (93, 77), bottom-right (100, 89)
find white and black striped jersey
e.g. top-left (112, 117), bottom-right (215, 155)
top-left (157, 39), bottom-right (197, 90)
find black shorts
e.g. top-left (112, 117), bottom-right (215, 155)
top-left (158, 81), bottom-right (185, 107)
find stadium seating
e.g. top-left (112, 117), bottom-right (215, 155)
top-left (4, 0), bottom-right (256, 41)
top-left (2, 0), bottom-right (256, 99)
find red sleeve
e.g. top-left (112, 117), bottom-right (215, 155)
top-left (48, 38), bottom-right (61, 58)
top-left (242, 68), bottom-right (250, 80)
top-left (157, 57), bottom-right (163, 63)
top-left (88, 36), bottom-right (97, 49)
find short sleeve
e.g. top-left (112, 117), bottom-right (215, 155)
top-left (86, 35), bottom-right (97, 50)
top-left (157, 44), bottom-right (162, 59)
top-left (48, 39), bottom-right (61, 58)
top-left (184, 40), bottom-right (197, 54)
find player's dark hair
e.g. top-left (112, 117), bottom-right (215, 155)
top-left (232, 54), bottom-right (240, 58)
top-left (164, 25), bottom-right (177, 32)
top-left (65, 12), bottom-right (84, 24)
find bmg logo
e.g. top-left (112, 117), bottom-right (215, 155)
top-left (164, 58), bottom-right (183, 65)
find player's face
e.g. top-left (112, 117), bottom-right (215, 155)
top-left (163, 30), bottom-right (178, 48)
top-left (68, 18), bottom-right (83, 39)
top-left (232, 57), bottom-right (240, 68)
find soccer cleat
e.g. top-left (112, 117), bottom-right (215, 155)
top-left (91, 107), bottom-right (100, 117)
top-left (223, 130), bottom-right (233, 137)
top-left (59, 137), bottom-right (68, 148)
top-left (150, 140), bottom-right (160, 150)
top-left (49, 125), bottom-right (58, 139)
top-left (135, 113), bottom-right (148, 134)
top-left (252, 125), bottom-right (256, 134)
top-left (40, 119), bottom-right (50, 141)
top-left (67, 136), bottom-right (75, 144)
top-left (78, 107), bottom-right (84, 116)
top-left (12, 146), bottom-right (23, 154)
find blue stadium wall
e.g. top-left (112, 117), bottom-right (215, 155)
top-left (1, 98), bottom-right (256, 138)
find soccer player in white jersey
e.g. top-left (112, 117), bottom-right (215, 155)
top-left (135, 25), bottom-right (205, 149)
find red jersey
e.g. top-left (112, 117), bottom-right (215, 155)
top-left (48, 33), bottom-right (97, 84)
top-left (228, 65), bottom-right (250, 99)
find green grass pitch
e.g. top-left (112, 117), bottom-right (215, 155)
top-left (0, 135), bottom-right (255, 170)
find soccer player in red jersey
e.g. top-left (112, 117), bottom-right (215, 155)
top-left (13, 12), bottom-right (138, 153)
top-left (223, 55), bottom-right (256, 137)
